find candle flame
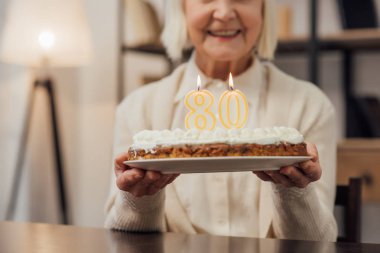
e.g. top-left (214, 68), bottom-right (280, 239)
top-left (197, 75), bottom-right (201, 91)
top-left (228, 73), bottom-right (234, 90)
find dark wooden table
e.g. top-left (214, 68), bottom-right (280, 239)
top-left (1, 221), bottom-right (379, 253)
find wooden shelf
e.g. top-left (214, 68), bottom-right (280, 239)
top-left (337, 138), bottom-right (380, 202)
top-left (338, 138), bottom-right (380, 150)
top-left (278, 29), bottom-right (380, 53)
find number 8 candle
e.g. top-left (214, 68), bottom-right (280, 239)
top-left (184, 75), bottom-right (216, 130)
top-left (218, 73), bottom-right (249, 129)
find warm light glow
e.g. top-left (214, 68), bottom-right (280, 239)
top-left (38, 31), bottom-right (55, 50)
top-left (197, 75), bottom-right (201, 91)
top-left (0, 0), bottom-right (93, 67)
top-left (229, 72), bottom-right (234, 90)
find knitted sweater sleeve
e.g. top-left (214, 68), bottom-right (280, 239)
top-left (104, 90), bottom-right (166, 232)
top-left (271, 184), bottom-right (337, 241)
top-left (271, 99), bottom-right (338, 241)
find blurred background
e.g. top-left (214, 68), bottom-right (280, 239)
top-left (0, 0), bottom-right (379, 244)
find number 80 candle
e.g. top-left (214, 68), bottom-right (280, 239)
top-left (218, 73), bottom-right (249, 129)
top-left (184, 75), bottom-right (216, 130)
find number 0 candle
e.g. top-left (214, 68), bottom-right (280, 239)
top-left (184, 75), bottom-right (216, 130)
top-left (218, 73), bottom-right (249, 129)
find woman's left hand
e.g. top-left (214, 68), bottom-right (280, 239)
top-left (253, 143), bottom-right (322, 188)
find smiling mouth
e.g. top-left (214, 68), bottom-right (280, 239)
top-left (207, 30), bottom-right (241, 38)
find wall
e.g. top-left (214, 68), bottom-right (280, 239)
top-left (0, 65), bottom-right (31, 220)
top-left (70, 0), bottom-right (118, 227)
top-left (0, 0), bottom-right (117, 227)
top-left (46, 0), bottom-right (118, 227)
top-left (0, 0), bottom-right (35, 221)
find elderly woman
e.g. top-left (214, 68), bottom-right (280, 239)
top-left (105, 0), bottom-right (338, 241)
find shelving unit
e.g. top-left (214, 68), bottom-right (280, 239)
top-left (281, 29), bottom-right (380, 137)
top-left (118, 0), bottom-right (380, 137)
top-left (278, 29), bottom-right (380, 52)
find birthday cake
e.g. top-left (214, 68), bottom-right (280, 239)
top-left (127, 127), bottom-right (308, 160)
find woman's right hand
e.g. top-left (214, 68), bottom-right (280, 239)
top-left (114, 153), bottom-right (180, 197)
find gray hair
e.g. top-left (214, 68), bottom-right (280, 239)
top-left (161, 0), bottom-right (278, 61)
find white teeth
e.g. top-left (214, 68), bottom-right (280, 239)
top-left (210, 30), bottom-right (239, 37)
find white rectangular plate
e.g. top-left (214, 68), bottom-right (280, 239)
top-left (124, 156), bottom-right (312, 174)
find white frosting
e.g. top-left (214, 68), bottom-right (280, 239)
top-left (130, 127), bottom-right (304, 151)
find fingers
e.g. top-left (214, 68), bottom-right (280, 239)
top-left (116, 167), bottom-right (180, 197)
top-left (253, 171), bottom-right (272, 181)
top-left (167, 174), bottom-right (180, 184)
top-left (151, 174), bottom-right (173, 189)
top-left (305, 142), bottom-right (319, 162)
top-left (255, 162), bottom-right (321, 189)
top-left (116, 168), bottom-right (145, 191)
top-left (298, 160), bottom-right (322, 181)
top-left (129, 170), bottom-right (162, 197)
top-left (253, 170), bottom-right (296, 188)
top-left (263, 162), bottom-right (321, 188)
top-left (298, 143), bottom-right (322, 181)
top-left (114, 153), bottom-right (130, 177)
top-left (266, 171), bottom-right (295, 187)
top-left (145, 172), bottom-right (174, 196)
top-left (153, 174), bottom-right (180, 189)
top-left (279, 166), bottom-right (310, 188)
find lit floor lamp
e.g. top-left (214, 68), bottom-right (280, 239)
top-left (0, 0), bottom-right (93, 224)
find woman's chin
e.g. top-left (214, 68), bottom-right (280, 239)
top-left (206, 51), bottom-right (248, 62)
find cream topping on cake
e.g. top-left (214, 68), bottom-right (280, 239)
top-left (130, 127), bottom-right (304, 151)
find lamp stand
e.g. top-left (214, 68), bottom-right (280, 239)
top-left (5, 78), bottom-right (68, 224)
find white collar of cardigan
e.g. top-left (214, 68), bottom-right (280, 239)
top-left (174, 52), bottom-right (264, 105)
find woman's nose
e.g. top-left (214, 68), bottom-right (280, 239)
top-left (213, 1), bottom-right (237, 21)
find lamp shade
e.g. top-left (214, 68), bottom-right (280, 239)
top-left (0, 0), bottom-right (93, 67)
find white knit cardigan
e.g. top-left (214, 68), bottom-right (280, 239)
top-left (105, 59), bottom-right (338, 241)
